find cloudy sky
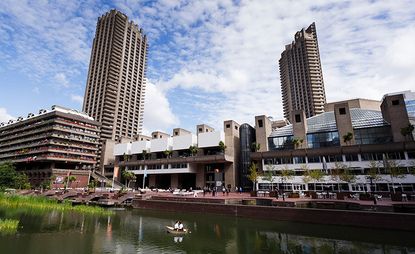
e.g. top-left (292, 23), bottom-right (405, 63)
top-left (1, 0), bottom-right (415, 134)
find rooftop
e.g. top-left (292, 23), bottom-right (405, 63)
top-left (270, 109), bottom-right (389, 137)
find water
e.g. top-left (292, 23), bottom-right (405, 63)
top-left (1, 207), bottom-right (415, 254)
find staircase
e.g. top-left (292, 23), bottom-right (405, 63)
top-left (91, 171), bottom-right (125, 189)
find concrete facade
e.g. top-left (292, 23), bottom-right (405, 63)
top-left (0, 106), bottom-right (100, 187)
top-left (325, 98), bottom-right (381, 112)
top-left (82, 9), bottom-right (148, 172)
top-left (279, 22), bottom-right (326, 120)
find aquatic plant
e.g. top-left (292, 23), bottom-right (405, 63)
top-left (0, 194), bottom-right (113, 216)
top-left (0, 218), bottom-right (19, 235)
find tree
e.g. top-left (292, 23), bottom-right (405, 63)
top-left (218, 141), bottom-right (227, 153)
top-left (0, 162), bottom-right (17, 189)
top-left (292, 137), bottom-right (304, 149)
top-left (280, 166), bottom-right (295, 189)
top-left (251, 142), bottom-right (261, 152)
top-left (65, 175), bottom-right (77, 189)
top-left (142, 150), bottom-right (148, 160)
top-left (309, 169), bottom-right (325, 191)
top-left (0, 162), bottom-right (30, 190)
top-left (248, 163), bottom-right (259, 191)
top-left (164, 150), bottom-right (173, 158)
top-left (367, 161), bottom-right (382, 192)
top-left (400, 124), bottom-right (414, 141)
top-left (122, 170), bottom-right (136, 188)
top-left (188, 145), bottom-right (198, 156)
top-left (262, 165), bottom-right (275, 190)
top-left (331, 162), bottom-right (356, 192)
top-left (382, 155), bottom-right (404, 193)
top-left (343, 132), bottom-right (353, 145)
top-left (123, 153), bottom-right (130, 162)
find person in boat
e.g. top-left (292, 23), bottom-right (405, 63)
top-left (174, 221), bottom-right (179, 231)
top-left (178, 221), bottom-right (184, 231)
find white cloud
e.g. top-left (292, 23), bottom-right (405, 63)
top-left (70, 94), bottom-right (83, 105)
top-left (0, 107), bottom-right (15, 123)
top-left (142, 82), bottom-right (179, 135)
top-left (54, 73), bottom-right (71, 88)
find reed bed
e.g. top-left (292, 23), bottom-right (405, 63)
top-left (0, 194), bottom-right (113, 216)
top-left (0, 218), bottom-right (19, 234)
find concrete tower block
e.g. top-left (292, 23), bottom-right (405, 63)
top-left (254, 115), bottom-right (272, 152)
top-left (334, 103), bottom-right (355, 146)
top-left (291, 110), bottom-right (308, 148)
top-left (381, 94), bottom-right (411, 142)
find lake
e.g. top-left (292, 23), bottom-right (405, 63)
top-left (1, 207), bottom-right (414, 253)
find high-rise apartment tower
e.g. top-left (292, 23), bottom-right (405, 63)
top-left (83, 9), bottom-right (148, 169)
top-left (279, 22), bottom-right (326, 121)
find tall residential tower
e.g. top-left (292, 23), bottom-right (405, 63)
top-left (279, 22), bottom-right (326, 121)
top-left (83, 9), bottom-right (148, 170)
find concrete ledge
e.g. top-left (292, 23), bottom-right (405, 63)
top-left (132, 199), bottom-right (415, 231)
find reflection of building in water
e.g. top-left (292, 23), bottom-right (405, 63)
top-left (259, 231), bottom-right (412, 253)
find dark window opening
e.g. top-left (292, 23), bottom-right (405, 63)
top-left (235, 126), bottom-right (238, 130)
top-left (295, 114), bottom-right (301, 123)
top-left (392, 100), bottom-right (400, 106)
top-left (199, 128), bottom-right (202, 132)
top-left (339, 107), bottom-right (346, 115)
top-left (226, 124), bottom-right (231, 128)
top-left (174, 131), bottom-right (178, 135)
top-left (258, 120), bottom-right (263, 128)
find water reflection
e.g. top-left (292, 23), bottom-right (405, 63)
top-left (0, 207), bottom-right (414, 254)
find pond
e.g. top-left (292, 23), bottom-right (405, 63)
top-left (0, 207), bottom-right (414, 254)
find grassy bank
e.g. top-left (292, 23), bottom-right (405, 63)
top-left (0, 219), bottom-right (19, 235)
top-left (0, 193), bottom-right (113, 216)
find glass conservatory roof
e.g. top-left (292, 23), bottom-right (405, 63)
top-left (269, 109), bottom-right (389, 137)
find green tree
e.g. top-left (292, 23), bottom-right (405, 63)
top-left (218, 141), bottom-right (227, 153)
top-left (251, 142), bottom-right (261, 152)
top-left (309, 169), bottom-right (325, 191)
top-left (331, 162), bottom-right (356, 192)
top-left (343, 132), bottom-right (353, 145)
top-left (248, 163), bottom-right (259, 191)
top-left (163, 150), bottom-right (173, 158)
top-left (122, 170), bottom-right (136, 188)
top-left (188, 145), bottom-right (198, 156)
top-left (292, 137), bottom-right (304, 149)
top-left (0, 162), bottom-right (17, 189)
top-left (262, 165), bottom-right (275, 190)
top-left (280, 166), bottom-right (294, 188)
top-left (400, 124), bottom-right (414, 141)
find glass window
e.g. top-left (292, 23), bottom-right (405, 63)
top-left (307, 156), bottom-right (321, 163)
top-left (354, 127), bottom-right (392, 145)
top-left (345, 154), bottom-right (359, 161)
top-left (293, 156), bottom-right (306, 164)
top-left (307, 131), bottom-right (340, 148)
top-left (268, 135), bottom-right (294, 150)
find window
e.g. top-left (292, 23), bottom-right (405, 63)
top-left (174, 131), bottom-right (178, 135)
top-left (307, 131), bottom-right (340, 148)
top-left (258, 119), bottom-right (263, 128)
top-left (295, 114), bottom-right (301, 123)
top-left (354, 127), bottom-right (392, 145)
top-left (199, 128), bottom-right (202, 132)
top-left (339, 107), bottom-right (346, 115)
top-left (235, 126), bottom-right (238, 130)
top-left (268, 135), bottom-right (294, 150)
top-left (392, 99), bottom-right (400, 106)
top-left (226, 124), bottom-right (231, 128)
top-left (153, 135), bottom-right (157, 138)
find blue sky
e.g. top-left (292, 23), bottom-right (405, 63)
top-left (1, 0), bottom-right (415, 135)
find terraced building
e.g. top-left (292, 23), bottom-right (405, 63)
top-left (0, 106), bottom-right (100, 187)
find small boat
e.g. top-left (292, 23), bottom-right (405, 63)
top-left (166, 226), bottom-right (189, 234)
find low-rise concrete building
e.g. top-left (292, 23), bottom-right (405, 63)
top-left (113, 121), bottom-right (240, 190)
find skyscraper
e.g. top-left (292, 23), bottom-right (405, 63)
top-left (279, 22), bottom-right (326, 121)
top-left (83, 9), bottom-right (147, 169)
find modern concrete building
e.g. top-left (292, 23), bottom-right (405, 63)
top-left (252, 92), bottom-right (415, 194)
top-left (83, 9), bottom-right (148, 171)
top-left (324, 98), bottom-right (381, 112)
top-left (0, 106), bottom-right (100, 187)
top-left (279, 22), bottom-right (326, 120)
top-left (113, 121), bottom-right (241, 190)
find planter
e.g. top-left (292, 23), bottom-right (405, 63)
top-left (269, 191), bottom-right (277, 197)
top-left (250, 191), bottom-right (257, 197)
top-left (242, 199), bottom-right (256, 205)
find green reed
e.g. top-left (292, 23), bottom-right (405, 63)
top-left (0, 218), bottom-right (19, 235)
top-left (0, 193), bottom-right (113, 216)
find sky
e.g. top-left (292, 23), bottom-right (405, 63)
top-left (1, 0), bottom-right (415, 135)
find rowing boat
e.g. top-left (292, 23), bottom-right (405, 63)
top-left (166, 226), bottom-right (189, 234)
